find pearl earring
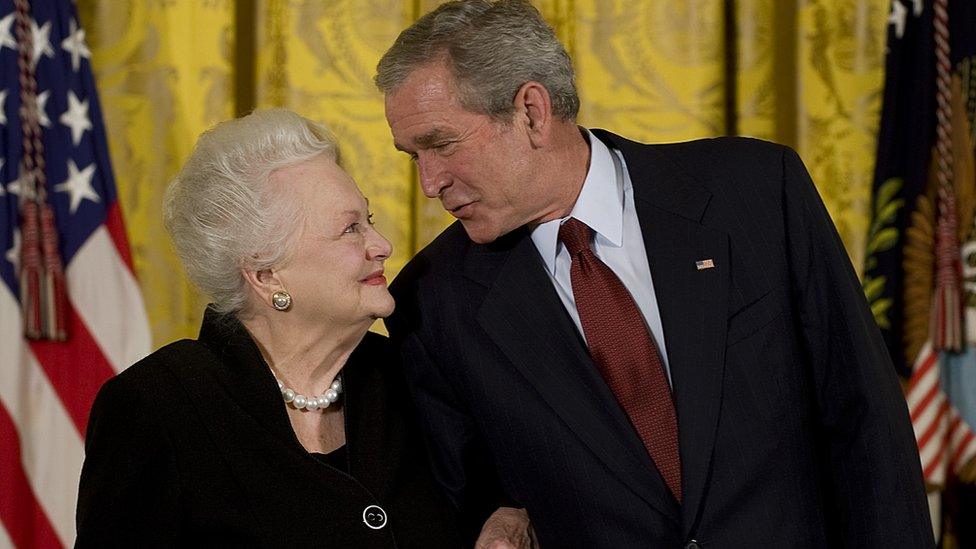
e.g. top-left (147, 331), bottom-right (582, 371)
top-left (271, 290), bottom-right (292, 311)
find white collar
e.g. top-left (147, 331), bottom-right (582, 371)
top-left (531, 129), bottom-right (625, 276)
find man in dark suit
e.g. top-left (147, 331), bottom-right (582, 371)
top-left (376, 1), bottom-right (933, 547)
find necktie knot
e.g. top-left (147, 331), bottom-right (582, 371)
top-left (558, 217), bottom-right (593, 257)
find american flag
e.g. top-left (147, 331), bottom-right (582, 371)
top-left (0, 0), bottom-right (150, 547)
top-left (902, 0), bottom-right (976, 494)
top-left (866, 0), bottom-right (976, 541)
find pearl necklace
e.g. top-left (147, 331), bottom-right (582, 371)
top-left (274, 375), bottom-right (343, 412)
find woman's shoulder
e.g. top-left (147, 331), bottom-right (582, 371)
top-left (99, 339), bottom-right (215, 404)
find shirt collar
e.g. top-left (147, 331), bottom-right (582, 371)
top-left (531, 129), bottom-right (625, 276)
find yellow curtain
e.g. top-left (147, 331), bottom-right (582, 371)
top-left (77, 0), bottom-right (232, 345)
top-left (80, 0), bottom-right (887, 347)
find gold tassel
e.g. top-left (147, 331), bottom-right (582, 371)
top-left (19, 199), bottom-right (43, 339)
top-left (39, 202), bottom-right (67, 340)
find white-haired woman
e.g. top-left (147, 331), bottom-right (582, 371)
top-left (74, 109), bottom-right (474, 547)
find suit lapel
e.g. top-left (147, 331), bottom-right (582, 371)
top-left (605, 133), bottom-right (730, 536)
top-left (195, 310), bottom-right (304, 451)
top-left (636, 199), bottom-right (728, 535)
top-left (471, 234), bottom-right (681, 524)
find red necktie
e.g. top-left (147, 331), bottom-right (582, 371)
top-left (559, 217), bottom-right (682, 503)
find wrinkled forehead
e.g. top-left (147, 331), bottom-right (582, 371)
top-left (385, 69), bottom-right (489, 153)
top-left (384, 61), bottom-right (467, 114)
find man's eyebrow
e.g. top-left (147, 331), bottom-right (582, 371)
top-left (393, 128), bottom-right (453, 153)
top-left (408, 128), bottom-right (455, 149)
top-left (414, 129), bottom-right (451, 148)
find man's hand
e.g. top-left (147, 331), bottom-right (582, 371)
top-left (474, 507), bottom-right (537, 549)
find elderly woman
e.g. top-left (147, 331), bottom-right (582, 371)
top-left (75, 109), bottom-right (530, 547)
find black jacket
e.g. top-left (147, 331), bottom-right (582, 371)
top-left (386, 131), bottom-right (932, 548)
top-left (76, 309), bottom-right (460, 548)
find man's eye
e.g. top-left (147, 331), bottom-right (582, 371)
top-left (343, 223), bottom-right (360, 234)
top-left (367, 212), bottom-right (375, 225)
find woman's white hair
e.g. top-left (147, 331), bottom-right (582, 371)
top-left (163, 108), bottom-right (338, 316)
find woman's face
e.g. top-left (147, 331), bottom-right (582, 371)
top-left (269, 153), bottom-right (394, 328)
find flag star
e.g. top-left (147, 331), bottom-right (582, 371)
top-left (61, 19), bottom-right (90, 72)
top-left (36, 90), bottom-right (50, 127)
top-left (60, 91), bottom-right (91, 145)
top-left (6, 173), bottom-right (31, 200)
top-left (55, 160), bottom-right (99, 213)
top-left (0, 13), bottom-right (15, 52)
top-left (5, 230), bottom-right (20, 272)
top-left (0, 89), bottom-right (7, 125)
top-left (31, 19), bottom-right (54, 66)
top-left (888, 0), bottom-right (907, 39)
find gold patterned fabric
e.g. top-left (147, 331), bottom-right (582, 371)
top-left (79, 0), bottom-right (887, 345)
top-left (78, 0), bottom-right (233, 346)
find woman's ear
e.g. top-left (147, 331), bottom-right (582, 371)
top-left (242, 267), bottom-right (285, 310)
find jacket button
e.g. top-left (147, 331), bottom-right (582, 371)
top-left (685, 541), bottom-right (702, 549)
top-left (362, 504), bottom-right (387, 529)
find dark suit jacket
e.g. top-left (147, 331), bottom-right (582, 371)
top-left (76, 309), bottom-right (460, 548)
top-left (386, 131), bottom-right (933, 548)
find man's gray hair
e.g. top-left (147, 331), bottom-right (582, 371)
top-left (375, 0), bottom-right (579, 121)
top-left (163, 109), bottom-right (338, 316)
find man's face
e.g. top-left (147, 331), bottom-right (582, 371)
top-left (384, 62), bottom-right (540, 244)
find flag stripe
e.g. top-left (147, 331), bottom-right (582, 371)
top-left (916, 396), bottom-right (946, 466)
top-left (948, 408), bottom-right (976, 469)
top-left (905, 343), bottom-right (976, 485)
top-left (918, 398), bottom-right (950, 450)
top-left (906, 346), bottom-right (935, 396)
top-left (28, 302), bottom-right (117, 436)
top-left (913, 389), bottom-right (946, 445)
top-left (67, 226), bottom-right (151, 372)
top-left (0, 401), bottom-right (65, 549)
top-left (908, 350), bottom-right (939, 391)
top-left (103, 201), bottom-right (134, 272)
top-left (0, 287), bottom-right (86, 547)
top-left (0, 520), bottom-right (14, 549)
top-left (951, 431), bottom-right (976, 467)
top-left (910, 379), bottom-right (942, 422)
top-left (924, 429), bottom-right (952, 479)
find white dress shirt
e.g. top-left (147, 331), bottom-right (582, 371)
top-left (530, 129), bottom-right (672, 384)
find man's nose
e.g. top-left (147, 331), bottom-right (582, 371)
top-left (417, 156), bottom-right (449, 199)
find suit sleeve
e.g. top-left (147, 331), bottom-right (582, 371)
top-left (75, 375), bottom-right (181, 547)
top-left (781, 147), bottom-right (933, 547)
top-left (388, 311), bottom-right (514, 543)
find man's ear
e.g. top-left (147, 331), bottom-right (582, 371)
top-left (513, 81), bottom-right (552, 148)
top-left (242, 267), bottom-right (284, 310)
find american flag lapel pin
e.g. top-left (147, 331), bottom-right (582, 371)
top-left (696, 259), bottom-right (715, 270)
